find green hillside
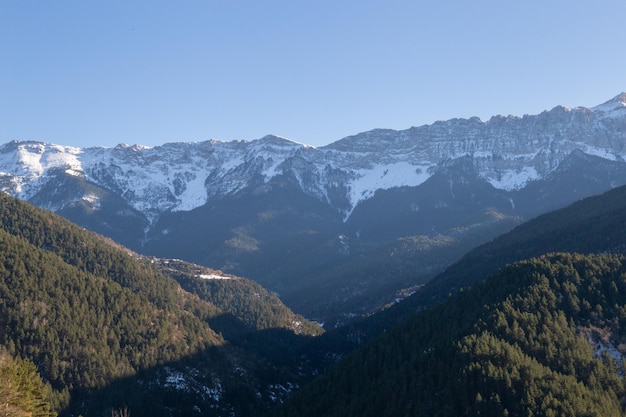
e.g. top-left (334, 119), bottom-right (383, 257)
top-left (0, 195), bottom-right (220, 391)
top-left (0, 349), bottom-right (55, 417)
top-left (153, 257), bottom-right (322, 336)
top-left (0, 193), bottom-right (322, 416)
top-left (273, 253), bottom-right (626, 416)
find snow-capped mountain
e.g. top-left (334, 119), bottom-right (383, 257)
top-left (2, 93), bottom-right (625, 221)
top-left (1, 93), bottom-right (625, 321)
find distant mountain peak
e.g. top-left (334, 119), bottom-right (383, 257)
top-left (1, 92), bottom-right (626, 223)
top-left (612, 91), bottom-right (626, 104)
top-left (592, 92), bottom-right (626, 113)
top-left (253, 134), bottom-right (304, 147)
top-left (114, 143), bottom-right (153, 151)
top-left (253, 134), bottom-right (315, 149)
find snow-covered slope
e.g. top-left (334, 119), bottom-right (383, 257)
top-left (1, 93), bottom-right (625, 223)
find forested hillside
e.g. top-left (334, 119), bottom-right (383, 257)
top-left (273, 253), bottom-right (626, 416)
top-left (0, 193), bottom-right (322, 417)
top-left (154, 258), bottom-right (322, 336)
top-left (0, 348), bottom-right (56, 417)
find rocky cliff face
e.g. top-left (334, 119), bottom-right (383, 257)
top-left (1, 93), bottom-right (625, 321)
top-left (2, 93), bottom-right (624, 222)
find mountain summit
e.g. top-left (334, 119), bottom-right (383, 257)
top-left (592, 92), bottom-right (626, 114)
top-left (2, 93), bottom-right (626, 220)
top-left (1, 93), bottom-right (626, 320)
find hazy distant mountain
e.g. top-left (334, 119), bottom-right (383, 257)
top-left (1, 93), bottom-right (625, 321)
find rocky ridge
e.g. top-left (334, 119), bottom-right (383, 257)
top-left (1, 93), bottom-right (624, 224)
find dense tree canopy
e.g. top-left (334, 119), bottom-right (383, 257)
top-left (0, 349), bottom-right (56, 417)
top-left (273, 253), bottom-right (626, 417)
top-left (0, 193), bottom-right (322, 416)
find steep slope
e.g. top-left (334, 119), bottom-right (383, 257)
top-left (1, 93), bottom-right (625, 320)
top-left (153, 257), bottom-right (323, 337)
top-left (0, 194), bottom-right (222, 386)
top-left (0, 193), bottom-right (322, 417)
top-left (423, 178), bottom-right (626, 307)
top-left (316, 183), bottom-right (626, 367)
top-left (273, 253), bottom-right (626, 417)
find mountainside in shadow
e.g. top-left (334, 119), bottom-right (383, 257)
top-left (312, 183), bottom-right (626, 372)
top-left (1, 93), bottom-right (625, 321)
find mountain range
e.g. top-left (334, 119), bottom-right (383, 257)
top-left (1, 93), bottom-right (625, 322)
top-left (3, 92), bottom-right (626, 416)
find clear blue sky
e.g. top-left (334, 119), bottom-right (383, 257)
top-left (1, 1), bottom-right (625, 148)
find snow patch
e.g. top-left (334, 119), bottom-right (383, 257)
top-left (202, 379), bottom-right (223, 402)
top-left (218, 154), bottom-right (245, 172)
top-left (473, 150), bottom-right (493, 159)
top-left (579, 144), bottom-right (622, 161)
top-left (172, 170), bottom-right (208, 212)
top-left (82, 194), bottom-right (101, 208)
top-left (197, 274), bottom-right (232, 280)
top-left (484, 166), bottom-right (540, 191)
top-left (161, 366), bottom-right (224, 402)
top-left (345, 162), bottom-right (432, 219)
top-left (17, 144), bottom-right (45, 176)
top-left (499, 150), bottom-right (542, 161)
top-left (594, 341), bottom-right (623, 363)
top-left (164, 369), bottom-right (187, 390)
top-left (0, 142), bottom-right (86, 199)
top-left (268, 382), bottom-right (297, 403)
top-left (592, 93), bottom-right (626, 117)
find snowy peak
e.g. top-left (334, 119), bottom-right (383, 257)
top-left (592, 92), bottom-right (626, 114)
top-left (0, 140), bottom-right (82, 175)
top-left (253, 134), bottom-right (308, 148)
top-left (1, 93), bottom-right (625, 224)
top-left (0, 140), bottom-right (84, 198)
